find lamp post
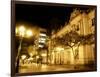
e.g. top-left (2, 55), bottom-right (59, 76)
top-left (15, 25), bottom-right (33, 73)
top-left (15, 26), bottom-right (25, 73)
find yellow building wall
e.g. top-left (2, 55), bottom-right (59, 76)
top-left (51, 9), bottom-right (95, 65)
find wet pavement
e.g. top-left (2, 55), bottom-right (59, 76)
top-left (19, 63), bottom-right (95, 73)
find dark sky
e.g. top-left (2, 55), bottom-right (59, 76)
top-left (15, 4), bottom-right (73, 32)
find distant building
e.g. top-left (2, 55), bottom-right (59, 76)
top-left (35, 28), bottom-right (48, 63)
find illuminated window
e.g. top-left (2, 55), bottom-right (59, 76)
top-left (39, 33), bottom-right (46, 37)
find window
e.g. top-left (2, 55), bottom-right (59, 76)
top-left (92, 18), bottom-right (95, 26)
top-left (76, 25), bottom-right (79, 31)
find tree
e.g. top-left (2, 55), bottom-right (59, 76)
top-left (83, 33), bottom-right (95, 45)
top-left (52, 31), bottom-right (80, 59)
top-left (62, 31), bottom-right (81, 60)
top-left (52, 31), bottom-right (95, 66)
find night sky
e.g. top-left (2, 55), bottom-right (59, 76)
top-left (15, 3), bottom-right (92, 35)
top-left (15, 4), bottom-right (73, 32)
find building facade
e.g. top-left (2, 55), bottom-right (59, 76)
top-left (50, 9), bottom-right (96, 65)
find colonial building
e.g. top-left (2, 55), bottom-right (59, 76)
top-left (50, 8), bottom-right (96, 65)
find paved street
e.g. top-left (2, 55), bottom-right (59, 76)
top-left (19, 63), bottom-right (95, 73)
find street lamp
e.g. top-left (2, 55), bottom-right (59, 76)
top-left (18, 26), bottom-right (26, 37)
top-left (16, 26), bottom-right (26, 56)
top-left (15, 25), bottom-right (33, 73)
top-left (15, 26), bottom-right (26, 73)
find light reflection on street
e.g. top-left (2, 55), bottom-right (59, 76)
top-left (19, 63), bottom-right (95, 73)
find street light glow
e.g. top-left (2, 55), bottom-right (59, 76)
top-left (21, 55), bottom-right (26, 60)
top-left (15, 27), bottom-right (18, 34)
top-left (26, 30), bottom-right (33, 37)
top-left (19, 26), bottom-right (25, 37)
